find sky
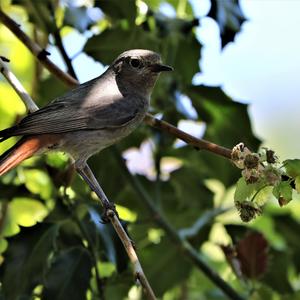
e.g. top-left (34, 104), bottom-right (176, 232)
top-left (192, 0), bottom-right (300, 159)
top-left (51, 0), bottom-right (300, 160)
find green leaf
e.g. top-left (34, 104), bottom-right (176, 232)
top-left (98, 261), bottom-right (116, 277)
top-left (1, 198), bottom-right (49, 238)
top-left (0, 238), bottom-right (8, 253)
top-left (84, 26), bottom-right (160, 65)
top-left (172, 34), bottom-right (201, 84)
top-left (42, 247), bottom-right (92, 300)
top-left (185, 85), bottom-right (260, 150)
top-left (37, 76), bottom-right (69, 107)
top-left (23, 169), bottom-right (53, 199)
top-left (284, 159), bottom-right (300, 178)
top-left (104, 271), bottom-right (133, 299)
top-left (255, 186), bottom-right (274, 207)
top-left (10, 197), bottom-right (48, 227)
top-left (262, 249), bottom-right (293, 294)
top-left (12, 0), bottom-right (57, 33)
top-left (234, 177), bottom-right (256, 202)
top-left (208, 0), bottom-right (246, 48)
top-left (272, 182), bottom-right (293, 206)
top-left (144, 0), bottom-right (194, 17)
top-left (272, 215), bottom-right (300, 274)
top-left (249, 286), bottom-right (279, 300)
top-left (141, 237), bottom-right (192, 297)
top-left (45, 152), bottom-right (69, 169)
top-left (95, 0), bottom-right (136, 25)
top-left (179, 85), bottom-right (260, 187)
top-left (1, 224), bottom-right (59, 299)
top-left (121, 167), bottom-right (214, 229)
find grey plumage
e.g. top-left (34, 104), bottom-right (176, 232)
top-left (0, 49), bottom-right (172, 164)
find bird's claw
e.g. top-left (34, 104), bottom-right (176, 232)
top-left (100, 201), bottom-right (119, 223)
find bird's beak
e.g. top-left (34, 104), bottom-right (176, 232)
top-left (150, 63), bottom-right (173, 73)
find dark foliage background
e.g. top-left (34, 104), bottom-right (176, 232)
top-left (0, 0), bottom-right (299, 299)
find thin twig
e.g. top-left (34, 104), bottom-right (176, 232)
top-left (107, 210), bottom-right (156, 300)
top-left (53, 30), bottom-right (78, 79)
top-left (144, 114), bottom-right (232, 159)
top-left (0, 9), bottom-right (78, 87)
top-left (114, 150), bottom-right (244, 300)
top-left (0, 57), bottom-right (39, 113)
top-left (0, 37), bottom-right (156, 300)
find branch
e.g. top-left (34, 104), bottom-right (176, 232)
top-left (144, 114), bottom-right (232, 159)
top-left (115, 151), bottom-right (244, 300)
top-left (0, 9), bottom-right (78, 87)
top-left (53, 29), bottom-right (78, 79)
top-left (107, 210), bottom-right (156, 299)
top-left (0, 56), bottom-right (39, 113)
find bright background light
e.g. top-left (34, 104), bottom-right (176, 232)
top-left (193, 0), bottom-right (300, 159)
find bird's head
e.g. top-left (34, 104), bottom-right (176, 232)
top-left (111, 49), bottom-right (173, 97)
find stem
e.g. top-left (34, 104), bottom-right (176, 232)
top-left (107, 210), bottom-right (156, 300)
top-left (53, 29), bottom-right (78, 79)
top-left (114, 151), bottom-right (244, 300)
top-left (76, 164), bottom-right (157, 300)
top-left (144, 114), bottom-right (232, 159)
top-left (0, 9), bottom-right (78, 87)
top-left (0, 57), bottom-right (39, 113)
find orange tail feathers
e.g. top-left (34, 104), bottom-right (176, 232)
top-left (0, 134), bottom-right (59, 176)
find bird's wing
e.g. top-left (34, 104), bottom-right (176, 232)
top-left (4, 98), bottom-right (140, 137)
top-left (1, 78), bottom-right (143, 138)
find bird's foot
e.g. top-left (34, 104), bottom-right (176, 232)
top-left (101, 201), bottom-right (119, 224)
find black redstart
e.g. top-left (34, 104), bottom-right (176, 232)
top-left (0, 49), bottom-right (172, 211)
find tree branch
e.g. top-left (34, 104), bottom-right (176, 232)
top-left (0, 56), bottom-right (39, 113)
top-left (0, 9), bottom-right (78, 87)
top-left (107, 210), bottom-right (156, 299)
top-left (144, 114), bottom-right (232, 159)
top-left (52, 29), bottom-right (78, 80)
top-left (114, 151), bottom-right (244, 300)
top-left (0, 56), bottom-right (156, 300)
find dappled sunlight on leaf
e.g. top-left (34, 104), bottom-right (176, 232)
top-left (23, 169), bottom-right (53, 199)
top-left (147, 228), bottom-right (164, 244)
top-left (97, 261), bottom-right (116, 277)
top-left (0, 238), bottom-right (8, 253)
top-left (9, 197), bottom-right (48, 227)
top-left (115, 204), bottom-right (137, 222)
top-left (45, 152), bottom-right (69, 169)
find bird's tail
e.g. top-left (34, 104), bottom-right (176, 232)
top-left (0, 137), bottom-right (39, 176)
top-left (0, 134), bottom-right (57, 176)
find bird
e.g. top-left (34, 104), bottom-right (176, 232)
top-left (0, 49), bottom-right (172, 212)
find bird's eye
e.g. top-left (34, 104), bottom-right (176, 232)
top-left (130, 58), bottom-right (141, 68)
